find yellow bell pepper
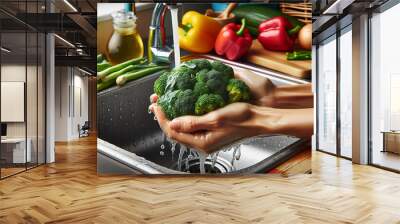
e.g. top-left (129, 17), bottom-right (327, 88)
top-left (178, 11), bottom-right (222, 53)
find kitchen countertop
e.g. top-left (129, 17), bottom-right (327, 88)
top-left (268, 140), bottom-right (311, 176)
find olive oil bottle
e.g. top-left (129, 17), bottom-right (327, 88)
top-left (107, 11), bottom-right (144, 65)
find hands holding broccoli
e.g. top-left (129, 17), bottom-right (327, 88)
top-left (150, 59), bottom-right (314, 154)
top-left (153, 59), bottom-right (251, 120)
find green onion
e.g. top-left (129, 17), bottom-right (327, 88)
top-left (97, 57), bottom-right (147, 80)
top-left (116, 66), bottom-right (168, 86)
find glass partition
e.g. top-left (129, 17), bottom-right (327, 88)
top-left (317, 35), bottom-right (337, 155)
top-left (370, 3), bottom-right (400, 171)
top-left (1, 31), bottom-right (28, 177)
top-left (0, 1), bottom-right (46, 179)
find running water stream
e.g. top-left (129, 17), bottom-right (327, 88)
top-left (170, 7), bottom-right (180, 67)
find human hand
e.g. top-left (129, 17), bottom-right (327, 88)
top-left (149, 96), bottom-right (270, 153)
top-left (233, 68), bottom-right (277, 107)
top-left (148, 68), bottom-right (313, 153)
top-left (234, 69), bottom-right (313, 108)
top-left (149, 93), bottom-right (298, 153)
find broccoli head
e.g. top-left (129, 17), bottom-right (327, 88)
top-left (195, 69), bottom-right (209, 83)
top-left (165, 70), bottom-right (196, 93)
top-left (226, 79), bottom-right (251, 103)
top-left (195, 69), bottom-right (229, 96)
top-left (204, 70), bottom-right (229, 99)
top-left (158, 89), bottom-right (197, 120)
top-left (153, 71), bottom-right (170, 96)
top-left (193, 81), bottom-right (210, 97)
top-left (174, 89), bottom-right (197, 117)
top-left (157, 90), bottom-right (180, 120)
top-left (187, 59), bottom-right (212, 72)
top-left (211, 60), bottom-right (234, 79)
top-left (154, 59), bottom-right (251, 120)
top-left (171, 65), bottom-right (196, 76)
top-left (195, 94), bottom-right (225, 116)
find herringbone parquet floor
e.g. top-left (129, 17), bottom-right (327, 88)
top-left (0, 135), bottom-right (400, 224)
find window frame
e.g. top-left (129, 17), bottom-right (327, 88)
top-left (315, 20), bottom-right (353, 161)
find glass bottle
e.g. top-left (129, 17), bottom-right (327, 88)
top-left (107, 11), bottom-right (144, 65)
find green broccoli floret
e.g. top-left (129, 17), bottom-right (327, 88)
top-left (226, 79), bottom-right (251, 103)
top-left (195, 94), bottom-right (225, 116)
top-left (153, 71), bottom-right (170, 96)
top-left (211, 60), bottom-right (234, 79)
top-left (171, 65), bottom-right (196, 76)
top-left (193, 81), bottom-right (209, 97)
top-left (174, 89), bottom-right (197, 117)
top-left (165, 70), bottom-right (196, 93)
top-left (188, 59), bottom-right (212, 72)
top-left (195, 69), bottom-right (209, 83)
top-left (157, 90), bottom-right (181, 120)
top-left (203, 70), bottom-right (229, 99)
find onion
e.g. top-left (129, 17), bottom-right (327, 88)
top-left (298, 24), bottom-right (312, 50)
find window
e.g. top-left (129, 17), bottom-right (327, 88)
top-left (370, 2), bottom-right (400, 171)
top-left (316, 24), bottom-right (353, 159)
top-left (0, 1), bottom-right (46, 179)
top-left (317, 35), bottom-right (337, 154)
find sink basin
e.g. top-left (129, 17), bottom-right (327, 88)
top-left (97, 56), bottom-right (309, 174)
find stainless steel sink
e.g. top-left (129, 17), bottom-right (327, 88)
top-left (97, 56), bottom-right (309, 175)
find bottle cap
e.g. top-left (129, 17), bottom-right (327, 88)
top-left (112, 10), bottom-right (137, 29)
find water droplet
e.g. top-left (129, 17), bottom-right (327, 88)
top-left (160, 151), bottom-right (165, 156)
top-left (154, 116), bottom-right (157, 120)
top-left (160, 144), bottom-right (165, 150)
top-left (235, 148), bottom-right (241, 160)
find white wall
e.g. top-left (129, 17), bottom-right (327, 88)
top-left (1, 65), bottom-right (28, 138)
top-left (54, 67), bottom-right (89, 141)
top-left (1, 63), bottom-right (46, 163)
top-left (55, 66), bottom-right (69, 141)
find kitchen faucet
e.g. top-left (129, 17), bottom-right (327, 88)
top-left (148, 3), bottom-right (177, 65)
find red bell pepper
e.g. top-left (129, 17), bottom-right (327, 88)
top-left (257, 16), bottom-right (301, 51)
top-left (214, 18), bottom-right (253, 61)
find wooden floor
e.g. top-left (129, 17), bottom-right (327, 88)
top-left (1, 135), bottom-right (400, 224)
top-left (372, 150), bottom-right (400, 171)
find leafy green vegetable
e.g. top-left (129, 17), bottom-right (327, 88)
top-left (195, 69), bottom-right (209, 83)
top-left (97, 54), bottom-right (105, 63)
top-left (97, 54), bottom-right (112, 72)
top-left (175, 89), bottom-right (197, 117)
top-left (226, 79), bottom-right (251, 103)
top-left (157, 90), bottom-right (180, 120)
top-left (97, 57), bottom-right (146, 80)
top-left (153, 59), bottom-right (251, 119)
top-left (153, 72), bottom-right (170, 96)
top-left (195, 94), bottom-right (225, 116)
top-left (186, 59), bottom-right (212, 72)
top-left (211, 61), bottom-right (234, 79)
top-left (116, 66), bottom-right (168, 86)
top-left (193, 81), bottom-right (209, 97)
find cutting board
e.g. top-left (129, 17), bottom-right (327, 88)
top-left (246, 41), bottom-right (311, 79)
